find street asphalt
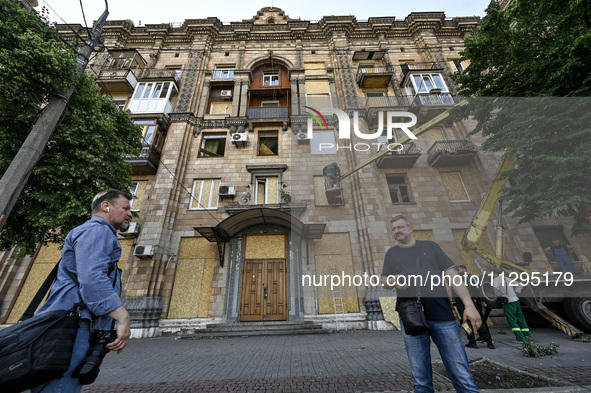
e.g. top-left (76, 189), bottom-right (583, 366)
top-left (79, 326), bottom-right (591, 392)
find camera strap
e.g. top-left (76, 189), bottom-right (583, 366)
top-left (415, 241), bottom-right (422, 301)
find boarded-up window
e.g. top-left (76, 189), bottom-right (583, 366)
top-left (424, 127), bottom-right (446, 147)
top-left (190, 179), bottom-right (220, 209)
top-left (130, 181), bottom-right (147, 211)
top-left (440, 172), bottom-right (470, 202)
top-left (305, 93), bottom-right (332, 110)
top-left (258, 131), bottom-right (278, 155)
top-left (304, 62), bottom-right (327, 76)
top-left (210, 102), bottom-right (231, 114)
top-left (255, 177), bottom-right (278, 204)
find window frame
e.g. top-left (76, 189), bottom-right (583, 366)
top-left (213, 66), bottom-right (235, 79)
top-left (263, 71), bottom-right (280, 86)
top-left (386, 174), bottom-right (412, 204)
top-left (254, 176), bottom-right (279, 204)
top-left (199, 132), bottom-right (227, 158)
top-left (257, 130), bottom-right (279, 156)
top-left (440, 171), bottom-right (471, 203)
top-left (189, 179), bottom-right (221, 210)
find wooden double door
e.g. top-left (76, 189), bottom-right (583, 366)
top-left (239, 234), bottom-right (288, 321)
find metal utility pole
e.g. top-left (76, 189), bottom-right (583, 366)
top-left (0, 1), bottom-right (109, 231)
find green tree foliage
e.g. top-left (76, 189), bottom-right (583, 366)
top-left (454, 0), bottom-right (591, 234)
top-left (0, 0), bottom-right (143, 254)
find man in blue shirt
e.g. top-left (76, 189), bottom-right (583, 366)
top-left (31, 190), bottom-right (133, 393)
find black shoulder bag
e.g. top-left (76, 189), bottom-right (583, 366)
top-left (397, 242), bottom-right (430, 336)
top-left (0, 260), bottom-right (83, 393)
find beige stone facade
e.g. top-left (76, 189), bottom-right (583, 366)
top-left (1, 7), bottom-right (589, 336)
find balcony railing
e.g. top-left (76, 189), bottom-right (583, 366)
top-left (248, 106), bottom-right (289, 119)
top-left (410, 93), bottom-right (457, 107)
top-left (356, 63), bottom-right (394, 88)
top-left (376, 142), bottom-right (422, 168)
top-left (427, 140), bottom-right (478, 167)
top-left (141, 69), bottom-right (181, 86)
top-left (365, 95), bottom-right (412, 109)
top-left (399, 62), bottom-right (441, 81)
top-left (124, 144), bottom-right (161, 175)
top-left (96, 69), bottom-right (138, 93)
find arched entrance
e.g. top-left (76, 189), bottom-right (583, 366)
top-left (194, 208), bottom-right (325, 323)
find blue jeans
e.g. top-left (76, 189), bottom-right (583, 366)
top-left (555, 255), bottom-right (578, 273)
top-left (30, 320), bottom-right (91, 393)
top-left (401, 320), bottom-right (479, 393)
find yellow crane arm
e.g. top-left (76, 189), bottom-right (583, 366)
top-left (461, 157), bottom-right (515, 249)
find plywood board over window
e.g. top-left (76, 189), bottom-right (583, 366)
top-left (168, 238), bottom-right (217, 319)
top-left (440, 172), bottom-right (470, 202)
top-left (6, 243), bottom-right (62, 323)
top-left (313, 233), bottom-right (360, 314)
top-left (304, 62), bottom-right (327, 76)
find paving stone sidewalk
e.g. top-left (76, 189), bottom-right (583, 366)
top-left (81, 327), bottom-right (591, 392)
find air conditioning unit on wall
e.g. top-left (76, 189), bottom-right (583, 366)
top-left (118, 222), bottom-right (140, 237)
top-left (220, 90), bottom-right (233, 99)
top-left (297, 131), bottom-right (310, 144)
top-left (231, 132), bottom-right (248, 148)
top-left (134, 245), bottom-right (155, 258)
top-left (219, 185), bottom-right (236, 197)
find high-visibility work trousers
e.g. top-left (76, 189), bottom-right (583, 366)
top-left (502, 301), bottom-right (532, 341)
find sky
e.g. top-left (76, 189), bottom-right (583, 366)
top-left (38, 0), bottom-right (491, 27)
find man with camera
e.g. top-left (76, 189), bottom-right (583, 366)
top-left (381, 215), bottom-right (481, 393)
top-left (30, 190), bottom-right (133, 393)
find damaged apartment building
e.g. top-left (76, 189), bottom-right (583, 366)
top-left (1, 7), bottom-right (589, 337)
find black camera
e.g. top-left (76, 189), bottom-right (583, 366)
top-left (73, 329), bottom-right (117, 385)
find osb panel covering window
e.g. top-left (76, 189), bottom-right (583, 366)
top-left (304, 62), bottom-right (327, 76)
top-left (424, 127), bottom-right (445, 147)
top-left (168, 238), bottom-right (217, 319)
top-left (210, 102), bottom-right (231, 115)
top-left (244, 234), bottom-right (285, 260)
top-left (313, 175), bottom-right (330, 206)
top-left (131, 181), bottom-right (147, 211)
top-left (305, 80), bottom-right (330, 94)
top-left (6, 243), bottom-right (61, 323)
top-left (313, 233), bottom-right (360, 314)
top-left (190, 179), bottom-right (220, 209)
top-left (440, 172), bottom-right (470, 201)
top-left (256, 177), bottom-right (278, 204)
top-left (118, 238), bottom-right (133, 282)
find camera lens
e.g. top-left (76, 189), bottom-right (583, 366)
top-left (73, 330), bottom-right (116, 385)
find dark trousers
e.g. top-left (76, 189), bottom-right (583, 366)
top-left (455, 297), bottom-right (493, 344)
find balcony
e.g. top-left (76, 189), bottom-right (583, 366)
top-left (410, 93), bottom-right (457, 107)
top-left (399, 62), bottom-right (441, 84)
top-left (247, 106), bottom-right (289, 119)
top-left (376, 142), bottom-right (422, 169)
top-left (427, 140), bottom-right (478, 167)
top-left (124, 144), bottom-right (161, 175)
top-left (141, 69), bottom-right (181, 88)
top-left (365, 95), bottom-right (412, 110)
top-left (356, 63), bottom-right (394, 89)
top-left (128, 97), bottom-right (174, 115)
top-left (97, 69), bottom-right (138, 94)
top-left (97, 50), bottom-right (146, 95)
